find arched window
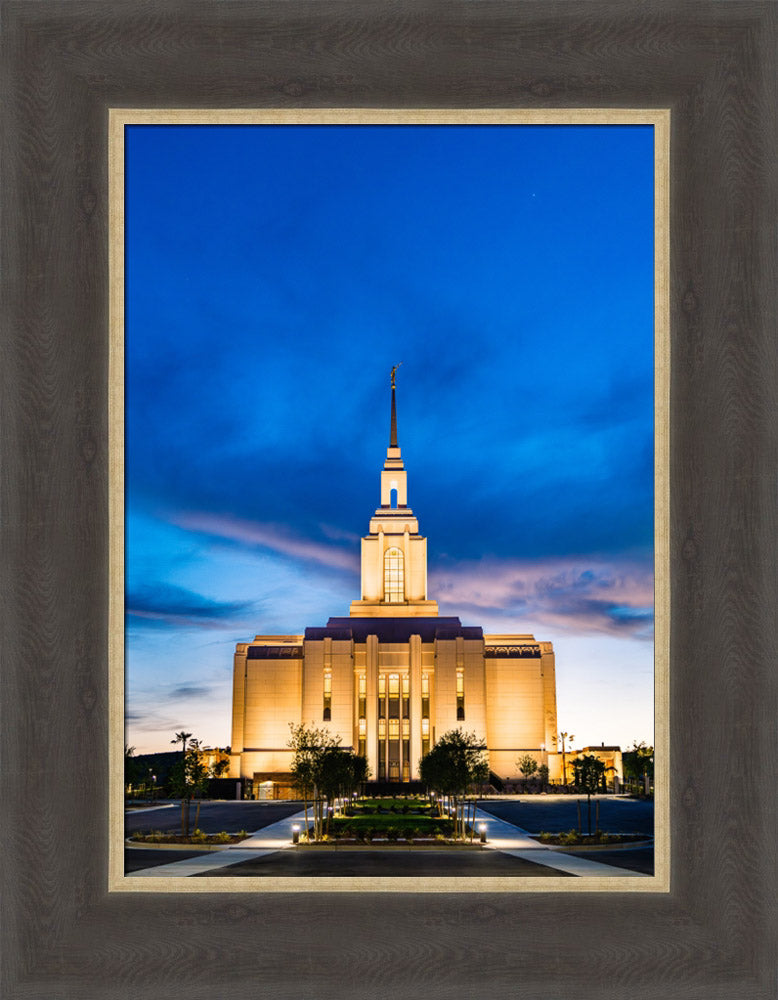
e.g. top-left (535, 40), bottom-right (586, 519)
top-left (383, 547), bottom-right (404, 603)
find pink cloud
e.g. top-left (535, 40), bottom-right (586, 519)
top-left (430, 556), bottom-right (654, 639)
top-left (174, 511), bottom-right (360, 574)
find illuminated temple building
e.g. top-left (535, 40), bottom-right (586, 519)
top-left (229, 376), bottom-right (560, 791)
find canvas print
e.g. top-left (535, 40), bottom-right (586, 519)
top-left (121, 117), bottom-right (657, 883)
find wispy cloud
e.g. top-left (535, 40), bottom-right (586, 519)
top-left (125, 681), bottom-right (231, 751)
top-left (431, 556), bottom-right (654, 639)
top-left (174, 511), bottom-right (360, 574)
top-left (167, 684), bottom-right (213, 700)
top-left (126, 582), bottom-right (254, 630)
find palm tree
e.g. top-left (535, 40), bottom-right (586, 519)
top-left (171, 731), bottom-right (193, 755)
top-left (555, 732), bottom-right (575, 787)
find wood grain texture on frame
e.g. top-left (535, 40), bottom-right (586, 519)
top-left (2, 2), bottom-right (776, 998)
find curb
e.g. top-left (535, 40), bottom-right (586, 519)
top-left (531, 838), bottom-right (654, 853)
top-left (126, 839), bottom-right (236, 852)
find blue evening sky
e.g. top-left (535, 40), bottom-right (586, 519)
top-left (125, 123), bottom-right (655, 754)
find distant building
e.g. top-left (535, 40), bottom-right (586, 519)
top-left (229, 376), bottom-right (561, 792)
top-left (566, 745), bottom-right (624, 790)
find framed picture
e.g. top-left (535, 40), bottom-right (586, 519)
top-left (111, 109), bottom-right (668, 893)
top-left (4, 3), bottom-right (776, 998)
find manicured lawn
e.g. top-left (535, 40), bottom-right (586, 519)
top-left (350, 796), bottom-right (434, 815)
top-left (330, 813), bottom-right (453, 837)
top-left (323, 796), bottom-right (453, 837)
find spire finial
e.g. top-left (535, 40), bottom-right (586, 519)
top-left (390, 363), bottom-right (402, 447)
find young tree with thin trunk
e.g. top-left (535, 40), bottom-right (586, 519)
top-left (517, 754), bottom-right (538, 791)
top-left (571, 754), bottom-right (605, 834)
top-left (287, 723), bottom-right (369, 841)
top-left (170, 731), bottom-right (194, 835)
top-left (419, 729), bottom-right (488, 841)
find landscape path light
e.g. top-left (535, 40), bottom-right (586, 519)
top-left (292, 823), bottom-right (300, 845)
top-left (479, 823), bottom-right (487, 844)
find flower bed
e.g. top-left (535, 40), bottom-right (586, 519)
top-left (532, 830), bottom-right (650, 846)
top-left (129, 828), bottom-right (248, 846)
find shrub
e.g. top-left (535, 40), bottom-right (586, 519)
top-left (538, 831), bottom-right (552, 843)
top-left (215, 830), bottom-right (232, 843)
top-left (386, 826), bottom-right (399, 841)
top-left (237, 829), bottom-right (248, 840)
top-left (559, 829), bottom-right (580, 845)
top-left (191, 828), bottom-right (207, 843)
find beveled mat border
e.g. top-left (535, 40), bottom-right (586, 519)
top-left (108, 108), bottom-right (669, 893)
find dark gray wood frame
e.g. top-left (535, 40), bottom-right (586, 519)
top-left (2, 3), bottom-right (776, 997)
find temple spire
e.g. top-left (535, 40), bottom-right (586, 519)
top-left (390, 363), bottom-right (402, 447)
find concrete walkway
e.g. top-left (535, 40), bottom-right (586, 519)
top-left (228, 808), bottom-right (308, 850)
top-left (473, 806), bottom-right (650, 877)
top-left (128, 808), bottom-right (307, 877)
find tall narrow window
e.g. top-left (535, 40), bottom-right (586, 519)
top-left (378, 673), bottom-right (386, 717)
top-left (421, 673), bottom-right (430, 720)
top-left (323, 668), bottom-right (332, 721)
top-left (388, 718), bottom-right (400, 781)
top-left (383, 547), bottom-right (404, 603)
top-left (421, 717), bottom-right (431, 757)
top-left (388, 673), bottom-right (400, 718)
top-left (357, 675), bottom-right (367, 756)
top-left (456, 667), bottom-right (465, 721)
top-left (358, 673), bottom-right (366, 719)
top-left (378, 717), bottom-right (387, 780)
